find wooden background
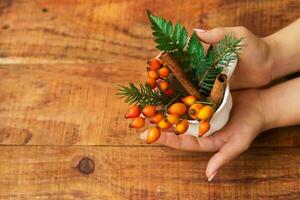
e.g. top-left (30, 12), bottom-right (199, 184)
top-left (0, 0), bottom-right (299, 199)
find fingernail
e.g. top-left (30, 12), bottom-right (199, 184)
top-left (140, 131), bottom-right (148, 140)
top-left (193, 28), bottom-right (206, 33)
top-left (208, 171), bottom-right (218, 182)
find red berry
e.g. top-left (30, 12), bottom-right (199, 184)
top-left (125, 105), bottom-right (141, 118)
top-left (148, 70), bottom-right (159, 80)
top-left (150, 113), bottom-right (164, 124)
top-left (199, 121), bottom-right (210, 136)
top-left (165, 88), bottom-right (174, 96)
top-left (158, 80), bottom-right (169, 91)
top-left (129, 117), bottom-right (145, 128)
top-left (146, 78), bottom-right (157, 89)
top-left (147, 127), bottom-right (161, 144)
top-left (175, 119), bottom-right (189, 135)
top-left (142, 105), bottom-right (156, 117)
top-left (166, 114), bottom-right (180, 125)
top-left (182, 96), bottom-right (196, 106)
top-left (168, 103), bottom-right (187, 116)
top-left (148, 59), bottom-right (161, 71)
top-left (157, 119), bottom-right (172, 130)
top-left (158, 66), bottom-right (169, 78)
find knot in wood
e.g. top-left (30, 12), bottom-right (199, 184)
top-left (77, 157), bottom-right (95, 175)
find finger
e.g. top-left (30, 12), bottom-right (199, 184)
top-left (194, 27), bottom-right (244, 44)
top-left (205, 137), bottom-right (250, 180)
top-left (141, 130), bottom-right (225, 152)
top-left (157, 131), bottom-right (224, 152)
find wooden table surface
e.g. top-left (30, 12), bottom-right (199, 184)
top-left (0, 0), bottom-right (299, 199)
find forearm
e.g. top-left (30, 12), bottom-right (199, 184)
top-left (264, 18), bottom-right (300, 80)
top-left (260, 77), bottom-right (300, 130)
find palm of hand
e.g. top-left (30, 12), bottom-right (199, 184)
top-left (149, 89), bottom-right (265, 179)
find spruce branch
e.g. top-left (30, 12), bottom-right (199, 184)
top-left (117, 83), bottom-right (170, 108)
top-left (118, 11), bottom-right (244, 110)
top-left (207, 33), bottom-right (243, 68)
top-left (147, 11), bottom-right (243, 97)
top-left (197, 66), bottom-right (223, 96)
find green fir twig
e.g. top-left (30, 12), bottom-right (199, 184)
top-left (117, 83), bottom-right (170, 108)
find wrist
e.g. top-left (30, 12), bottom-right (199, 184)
top-left (262, 35), bottom-right (278, 81)
top-left (257, 89), bottom-right (278, 131)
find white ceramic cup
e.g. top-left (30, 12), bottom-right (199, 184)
top-left (187, 57), bottom-right (237, 137)
top-left (154, 52), bottom-right (238, 138)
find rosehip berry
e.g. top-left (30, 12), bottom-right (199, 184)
top-left (142, 105), bottom-right (156, 117)
top-left (129, 116), bottom-right (145, 128)
top-left (175, 119), bottom-right (189, 135)
top-left (165, 88), bottom-right (174, 96)
top-left (188, 103), bottom-right (204, 120)
top-left (198, 121), bottom-right (210, 136)
top-left (168, 103), bottom-right (187, 116)
top-left (125, 105), bottom-right (141, 118)
top-left (148, 58), bottom-right (161, 71)
top-left (158, 66), bottom-right (170, 78)
top-left (158, 80), bottom-right (169, 91)
top-left (150, 113), bottom-right (164, 124)
top-left (147, 127), bottom-right (161, 144)
top-left (148, 70), bottom-right (159, 80)
top-left (166, 114), bottom-right (180, 125)
top-left (157, 119), bottom-right (172, 130)
top-left (197, 105), bottom-right (214, 121)
top-left (146, 78), bottom-right (157, 89)
top-left (182, 96), bottom-right (196, 106)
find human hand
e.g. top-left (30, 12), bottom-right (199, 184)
top-left (194, 27), bottom-right (273, 90)
top-left (140, 76), bottom-right (300, 181)
top-left (141, 89), bottom-right (266, 181)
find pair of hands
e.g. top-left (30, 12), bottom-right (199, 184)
top-left (141, 21), bottom-right (300, 181)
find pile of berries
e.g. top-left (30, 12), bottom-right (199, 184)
top-left (125, 99), bottom-right (214, 144)
top-left (125, 98), bottom-right (214, 143)
top-left (124, 58), bottom-right (214, 144)
top-left (146, 59), bottom-right (174, 96)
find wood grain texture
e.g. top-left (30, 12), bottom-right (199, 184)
top-left (0, 0), bottom-right (299, 64)
top-left (0, 0), bottom-right (300, 199)
top-left (0, 146), bottom-right (299, 200)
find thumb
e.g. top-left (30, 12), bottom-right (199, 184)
top-left (194, 27), bottom-right (239, 44)
top-left (205, 137), bottom-right (250, 181)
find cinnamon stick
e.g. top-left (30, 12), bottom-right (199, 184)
top-left (210, 73), bottom-right (227, 107)
top-left (159, 52), bottom-right (202, 100)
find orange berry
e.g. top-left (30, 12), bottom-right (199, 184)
top-left (157, 119), bottom-right (172, 130)
top-left (158, 66), bottom-right (170, 78)
top-left (175, 119), bottom-right (189, 135)
top-left (197, 105), bottom-right (214, 121)
top-left (165, 88), bottom-right (174, 96)
top-left (148, 58), bottom-right (161, 71)
top-left (168, 103), bottom-right (187, 116)
top-left (125, 105), bottom-right (141, 118)
top-left (129, 117), bottom-right (145, 128)
top-left (166, 114), bottom-right (180, 125)
top-left (146, 78), bottom-right (157, 89)
top-left (158, 80), bottom-right (169, 91)
top-left (188, 103), bottom-right (204, 120)
top-left (147, 127), bottom-right (161, 144)
top-left (142, 105), bottom-right (156, 117)
top-left (182, 96), bottom-right (196, 106)
top-left (150, 113), bottom-right (164, 124)
top-left (198, 121), bottom-right (210, 136)
top-left (148, 70), bottom-right (159, 80)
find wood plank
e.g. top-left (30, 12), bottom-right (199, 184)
top-left (0, 146), bottom-right (299, 200)
top-left (0, 63), bottom-right (299, 146)
top-left (0, 0), bottom-right (299, 63)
